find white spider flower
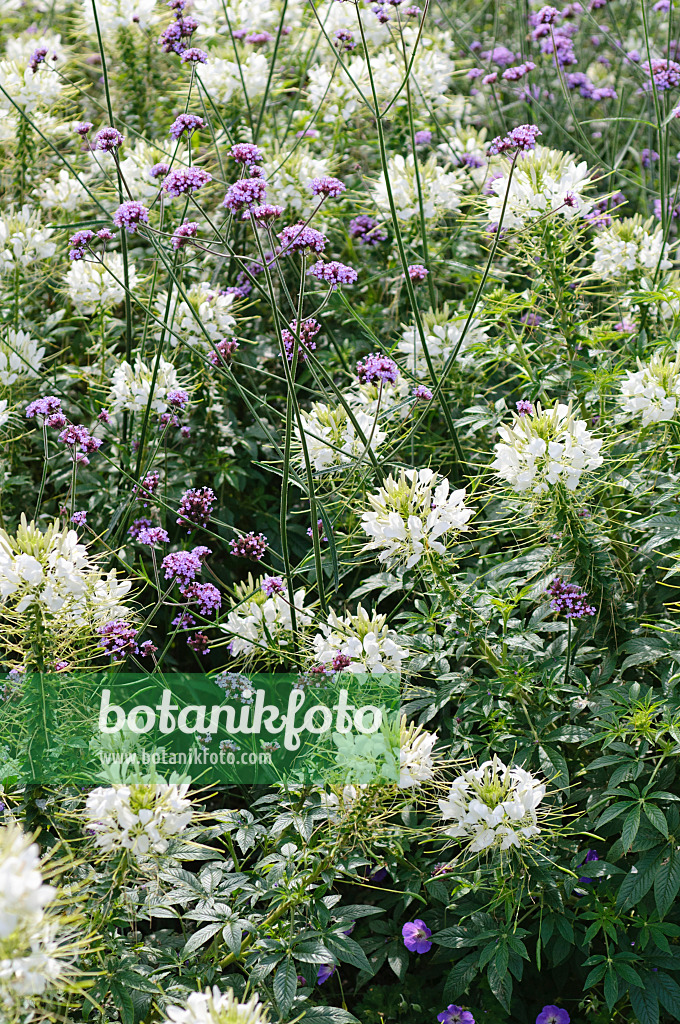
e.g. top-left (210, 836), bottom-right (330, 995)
top-left (5, 32), bottom-right (65, 65)
top-left (108, 356), bottom-right (184, 416)
top-left (163, 985), bottom-right (269, 1024)
top-left (397, 305), bottom-right (489, 378)
top-left (223, 576), bottom-right (314, 659)
top-left (84, 784), bottom-right (193, 863)
top-left (195, 0), bottom-right (307, 36)
top-left (198, 54), bottom-right (269, 105)
top-left (65, 253), bottom-right (140, 315)
top-left (80, 0), bottom-right (162, 39)
top-left (319, 784), bottom-right (366, 822)
top-left (266, 147), bottom-right (334, 215)
top-left (295, 402), bottom-right (387, 473)
top-left (346, 376), bottom-right (412, 421)
top-left (486, 146), bottom-right (592, 229)
top-left (439, 755), bottom-right (546, 852)
top-left (0, 329), bottom-right (45, 386)
top-left (0, 516), bottom-right (132, 624)
top-left (360, 468), bottom-right (473, 569)
top-left (33, 170), bottom-right (88, 213)
top-left (158, 282), bottom-right (237, 351)
top-left (619, 348), bottom-right (680, 426)
top-left (0, 206), bottom-right (56, 275)
top-left (592, 214), bottom-right (672, 280)
top-left (372, 153), bottom-right (464, 222)
top-left (0, 59), bottom-right (63, 113)
top-left (90, 139), bottom-right (174, 202)
top-left (0, 824), bottom-right (76, 1010)
top-left (399, 717), bottom-right (437, 788)
top-left (311, 604), bottom-right (409, 675)
top-left (492, 401), bottom-right (603, 494)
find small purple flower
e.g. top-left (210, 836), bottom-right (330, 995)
top-left (229, 532), bottom-right (267, 559)
top-left (167, 389), bottom-right (190, 409)
top-left (223, 177), bottom-right (267, 213)
top-left (307, 519), bottom-right (328, 544)
top-left (230, 142), bottom-right (264, 164)
top-left (98, 620), bottom-right (138, 657)
top-left (520, 312), bottom-right (542, 327)
top-left (281, 318), bottom-right (321, 361)
top-left (251, 204), bottom-right (284, 223)
top-left (502, 61), bottom-right (536, 81)
top-left (94, 126), bottom-right (124, 151)
top-left (402, 919), bottom-right (432, 954)
top-left (134, 470), bottom-right (160, 505)
top-left (68, 229), bottom-right (95, 260)
top-left (245, 31), bottom-right (272, 45)
top-left (172, 220), bottom-right (199, 250)
top-left (183, 582), bottom-right (222, 615)
top-left (414, 129), bottom-right (432, 145)
top-left (516, 399), bottom-right (534, 416)
top-left (188, 631), bottom-right (210, 654)
top-left (308, 260), bottom-right (357, 289)
top-left (309, 176), bottom-right (346, 198)
top-left (349, 214), bottom-right (387, 246)
top-left (162, 547), bottom-right (211, 584)
top-left (150, 162), bottom-right (171, 179)
top-left (641, 148), bottom-right (660, 168)
top-left (404, 5), bottom-right (421, 14)
top-left (334, 28), bottom-right (356, 51)
top-left (97, 228), bottom-right (114, 241)
top-left (413, 384), bottom-right (433, 400)
top-left (113, 200), bottom-right (150, 233)
top-left (162, 167), bottom-right (212, 197)
top-left (356, 352), bottom-right (399, 385)
top-left (548, 578), bottom-right (596, 619)
top-left (75, 121), bottom-right (93, 136)
top-left (71, 511), bottom-right (87, 526)
top-left (488, 124), bottom-right (542, 155)
top-left (208, 338), bottom-right (240, 366)
top-left (278, 223), bottom-right (328, 254)
top-left (317, 964), bottom-right (336, 985)
top-left (59, 424), bottom-right (103, 454)
top-left (642, 58), bottom-right (680, 91)
top-left (407, 263), bottom-right (428, 281)
top-left (140, 640), bottom-right (157, 657)
top-left (168, 113), bottom-right (204, 139)
top-left (437, 1007), bottom-right (475, 1024)
top-left (262, 575), bottom-right (286, 597)
top-left (483, 72), bottom-right (498, 85)
top-left (137, 526), bottom-right (170, 545)
top-left (176, 486), bottom-right (215, 531)
top-left (129, 517), bottom-right (153, 539)
top-left (536, 1007), bottom-right (570, 1024)
top-left (180, 47), bottom-right (208, 63)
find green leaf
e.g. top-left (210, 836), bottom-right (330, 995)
top-left (538, 745), bottom-right (569, 790)
top-left (655, 848), bottom-right (680, 919)
top-left (487, 962), bottom-right (512, 1011)
top-left (182, 923), bottom-right (222, 958)
top-left (603, 968), bottom-right (619, 1011)
top-left (325, 934), bottom-right (373, 974)
top-left (443, 954), bottom-right (478, 1000)
top-left (222, 921), bottom-right (243, 956)
top-left (630, 983), bottom-right (660, 1024)
top-left (617, 849), bottom-right (665, 910)
top-left (622, 805), bottom-right (641, 851)
top-left (301, 1009), bottom-right (360, 1024)
top-left (644, 803), bottom-right (669, 838)
top-left (274, 960), bottom-right (297, 1019)
top-left (650, 973), bottom-right (680, 1018)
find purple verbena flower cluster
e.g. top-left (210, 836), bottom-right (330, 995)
top-left (548, 578), bottom-right (596, 619)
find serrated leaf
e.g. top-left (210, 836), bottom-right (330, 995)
top-left (650, 972), bottom-right (680, 1018)
top-left (630, 983), bottom-right (660, 1024)
top-left (274, 959), bottom-right (297, 1018)
top-left (622, 805), bottom-right (641, 851)
top-left (182, 923), bottom-right (222, 957)
top-left (487, 962), bottom-right (512, 1011)
top-left (325, 933), bottom-right (373, 974)
top-left (301, 1008), bottom-right (360, 1023)
top-left (655, 848), bottom-right (680, 919)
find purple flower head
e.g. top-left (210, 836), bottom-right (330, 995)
top-left (536, 1008), bottom-right (570, 1024)
top-left (307, 519), bottom-right (328, 544)
top-left (59, 424), bottom-right (103, 454)
top-left (308, 260), bottom-right (357, 289)
top-left (230, 142), bottom-right (264, 164)
top-left (642, 58), bottom-right (680, 90)
top-left (437, 1007), bottom-right (475, 1024)
top-left (169, 113), bottom-right (204, 139)
top-left (250, 204), bottom-right (284, 223)
top-left (183, 581), bottom-right (222, 615)
top-left (488, 124), bottom-right (542, 155)
top-left (95, 126), bottom-right (124, 151)
top-left (172, 220), bottom-right (199, 250)
top-left (176, 486), bottom-right (215, 531)
top-left (407, 263), bottom-right (428, 281)
top-left (229, 532), bottom-right (267, 559)
top-left (334, 28), bottom-right (356, 50)
top-left (162, 546), bottom-right (210, 584)
top-left (413, 384), bottom-right (433, 400)
top-left (149, 162), bottom-right (171, 180)
top-left (331, 651), bottom-right (352, 671)
top-left (180, 47), bottom-right (208, 63)
top-left (356, 352), bottom-right (399, 385)
top-left (349, 214), bottom-right (387, 246)
top-left (97, 228), bottom-right (114, 241)
top-left (246, 31), bottom-right (272, 44)
top-left (113, 200), bottom-right (150, 233)
top-left (468, 68), bottom-right (483, 79)
top-left (140, 640), bottom-right (157, 657)
top-left (172, 610), bottom-right (196, 629)
top-left (578, 848), bottom-right (599, 884)
top-left (98, 620), bottom-right (138, 657)
top-left (309, 176), bottom-right (346, 198)
top-left (642, 148), bottom-right (660, 168)
top-left (282, 318), bottom-right (321, 361)
top-left (134, 470), bottom-right (160, 505)
top-left (223, 177), bottom-right (267, 213)
top-left (402, 919), bottom-right (432, 954)
top-left (516, 399), bottom-right (534, 416)
top-left (137, 526), bottom-right (170, 545)
top-left (548, 578), bottom-right (596, 619)
top-left (262, 575), bottom-right (286, 597)
top-left (502, 61), bottom-right (536, 81)
top-left (68, 229), bottom-right (95, 260)
top-left (317, 964), bottom-right (336, 985)
top-left (167, 389), bottom-right (190, 409)
top-left (208, 338), bottom-right (240, 366)
top-left (278, 223), bottom-right (327, 254)
top-left (405, 5), bottom-right (421, 14)
top-left (654, 197), bottom-right (680, 220)
top-left (481, 45), bottom-right (518, 66)
top-left (654, 0), bottom-right (671, 9)
top-left (75, 121), bottom-right (93, 136)
top-left (414, 129), bottom-right (432, 145)
top-left (521, 312), bottom-right (542, 327)
top-left (129, 517), bottom-right (152, 539)
top-left (188, 632), bottom-right (210, 655)
top-left (71, 511), bottom-right (87, 526)
top-left (163, 167), bottom-right (212, 197)
top-left (483, 72), bottom-right (498, 85)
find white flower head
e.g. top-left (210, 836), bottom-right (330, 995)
top-left (361, 468), bottom-right (473, 569)
top-left (311, 604), bottom-right (409, 675)
top-left (372, 153), bottom-right (464, 222)
top-left (0, 329), bottom-right (45, 386)
top-left (222, 575), bottom-right (313, 660)
top-left (80, 0), bottom-right (162, 39)
top-left (33, 170), bottom-right (88, 213)
top-left (198, 54), bottom-right (269, 104)
top-left (163, 985), bottom-right (268, 1024)
top-left (84, 783), bottom-right (193, 864)
top-left (65, 253), bottom-right (140, 315)
top-left (399, 716), bottom-right (437, 788)
top-left (295, 402), bottom-right (387, 473)
top-left (619, 348), bottom-right (680, 426)
top-left (439, 755), bottom-right (546, 852)
top-left (0, 58), bottom-right (63, 114)
top-left (0, 206), bottom-right (56, 275)
top-left (397, 304), bottom-right (489, 379)
top-left (486, 146), bottom-right (593, 229)
top-left (159, 282), bottom-right (237, 351)
top-left (108, 356), bottom-right (185, 416)
top-left (592, 214), bottom-right (672, 280)
top-left (492, 401), bottom-right (603, 494)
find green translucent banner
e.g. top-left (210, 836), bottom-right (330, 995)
top-left (0, 671), bottom-right (401, 787)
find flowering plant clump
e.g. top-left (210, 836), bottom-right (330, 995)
top-left (3, 0), bottom-right (680, 1021)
